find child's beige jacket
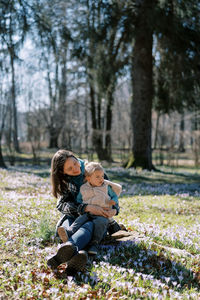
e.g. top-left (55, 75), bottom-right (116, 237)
top-left (80, 179), bottom-right (122, 207)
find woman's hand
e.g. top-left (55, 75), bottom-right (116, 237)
top-left (85, 205), bottom-right (116, 218)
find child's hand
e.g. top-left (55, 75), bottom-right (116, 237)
top-left (85, 205), bottom-right (111, 217)
top-left (109, 200), bottom-right (116, 206)
top-left (104, 208), bottom-right (117, 218)
top-left (85, 205), bottom-right (117, 218)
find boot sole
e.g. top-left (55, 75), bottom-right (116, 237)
top-left (47, 243), bottom-right (76, 269)
top-left (88, 249), bottom-right (98, 255)
top-left (57, 227), bottom-right (69, 243)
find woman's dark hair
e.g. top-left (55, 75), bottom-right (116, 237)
top-left (51, 149), bottom-right (78, 198)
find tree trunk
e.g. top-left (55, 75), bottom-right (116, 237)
top-left (128, 0), bottom-right (155, 170)
top-left (0, 100), bottom-right (7, 168)
top-left (0, 134), bottom-right (7, 168)
top-left (104, 86), bottom-right (114, 162)
top-left (154, 112), bottom-right (160, 150)
top-left (48, 50), bottom-right (67, 149)
top-left (90, 83), bottom-right (114, 162)
top-left (10, 51), bottom-right (20, 153)
top-left (0, 146), bottom-right (6, 168)
top-left (178, 112), bottom-right (185, 152)
top-left (89, 83), bottom-right (107, 160)
top-left (49, 127), bottom-right (58, 148)
top-left (92, 131), bottom-right (105, 160)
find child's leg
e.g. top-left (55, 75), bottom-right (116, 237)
top-left (68, 214), bottom-right (90, 236)
top-left (69, 221), bottom-right (93, 251)
top-left (57, 226), bottom-right (69, 243)
top-left (58, 214), bottom-right (90, 243)
top-left (58, 217), bottom-right (94, 250)
top-left (107, 218), bottom-right (121, 235)
top-left (57, 217), bottom-right (74, 243)
top-left (88, 216), bottom-right (109, 255)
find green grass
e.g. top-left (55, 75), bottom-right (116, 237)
top-left (0, 165), bottom-right (199, 299)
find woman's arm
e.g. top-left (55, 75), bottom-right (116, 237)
top-left (57, 195), bottom-right (79, 218)
top-left (56, 183), bottom-right (80, 217)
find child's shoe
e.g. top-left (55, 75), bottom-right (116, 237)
top-left (88, 243), bottom-right (98, 255)
top-left (107, 219), bottom-right (121, 235)
top-left (57, 226), bottom-right (69, 243)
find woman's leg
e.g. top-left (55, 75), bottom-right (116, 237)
top-left (48, 217), bottom-right (92, 270)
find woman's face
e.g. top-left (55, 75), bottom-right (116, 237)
top-left (63, 157), bottom-right (81, 176)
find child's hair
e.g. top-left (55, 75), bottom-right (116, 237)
top-left (85, 162), bottom-right (104, 177)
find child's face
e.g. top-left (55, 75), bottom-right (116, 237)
top-left (86, 170), bottom-right (104, 187)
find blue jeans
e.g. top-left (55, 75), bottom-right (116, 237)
top-left (61, 217), bottom-right (93, 251)
top-left (67, 214), bottom-right (109, 245)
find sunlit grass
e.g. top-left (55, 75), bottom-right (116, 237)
top-left (117, 195), bottom-right (200, 227)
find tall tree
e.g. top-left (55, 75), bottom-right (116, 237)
top-left (127, 0), bottom-right (200, 169)
top-left (130, 0), bottom-right (155, 169)
top-left (0, 0), bottom-right (29, 152)
top-left (31, 0), bottom-right (72, 148)
top-left (0, 85), bottom-right (8, 168)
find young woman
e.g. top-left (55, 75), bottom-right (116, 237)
top-left (47, 149), bottom-right (120, 273)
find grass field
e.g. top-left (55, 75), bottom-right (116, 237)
top-left (0, 165), bottom-right (200, 299)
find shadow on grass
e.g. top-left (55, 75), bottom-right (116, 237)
top-left (107, 169), bottom-right (200, 185)
top-left (155, 168), bottom-right (200, 183)
top-left (8, 165), bottom-right (50, 178)
top-left (5, 163), bottom-right (200, 183)
top-left (73, 239), bottom-right (199, 295)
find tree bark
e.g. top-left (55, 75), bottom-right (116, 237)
top-left (0, 97), bottom-right (7, 168)
top-left (178, 112), bottom-right (185, 152)
top-left (0, 131), bottom-right (7, 168)
top-left (89, 82), bottom-right (106, 160)
top-left (49, 127), bottom-right (59, 148)
top-left (0, 144), bottom-right (7, 168)
top-left (104, 85), bottom-right (114, 162)
top-left (128, 0), bottom-right (155, 170)
top-left (10, 49), bottom-right (20, 153)
top-left (154, 112), bottom-right (160, 150)
top-left (90, 83), bottom-right (113, 162)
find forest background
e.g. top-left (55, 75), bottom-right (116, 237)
top-left (0, 0), bottom-right (200, 169)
